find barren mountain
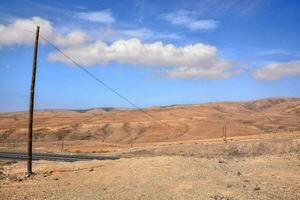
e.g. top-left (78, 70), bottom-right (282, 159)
top-left (0, 97), bottom-right (300, 144)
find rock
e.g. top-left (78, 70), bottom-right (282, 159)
top-left (226, 183), bottom-right (233, 188)
top-left (254, 186), bottom-right (260, 191)
top-left (17, 178), bottom-right (23, 182)
top-left (237, 171), bottom-right (241, 176)
top-left (218, 160), bottom-right (226, 164)
top-left (211, 194), bottom-right (234, 200)
top-left (89, 168), bottom-right (94, 172)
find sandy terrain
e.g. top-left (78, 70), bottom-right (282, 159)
top-left (1, 134), bottom-right (300, 200)
top-left (0, 153), bottom-right (299, 200)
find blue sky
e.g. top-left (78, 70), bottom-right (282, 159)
top-left (0, 0), bottom-right (300, 112)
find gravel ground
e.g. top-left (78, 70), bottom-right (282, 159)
top-left (0, 152), bottom-right (299, 200)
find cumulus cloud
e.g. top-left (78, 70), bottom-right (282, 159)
top-left (75, 10), bottom-right (115, 24)
top-left (0, 17), bottom-right (88, 47)
top-left (49, 38), bottom-right (235, 79)
top-left (252, 60), bottom-right (300, 80)
top-left (160, 10), bottom-right (218, 31)
top-left (0, 16), bottom-right (237, 79)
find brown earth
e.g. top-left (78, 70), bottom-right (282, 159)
top-left (0, 146), bottom-right (299, 200)
top-left (1, 97), bottom-right (300, 199)
top-left (1, 97), bottom-right (300, 148)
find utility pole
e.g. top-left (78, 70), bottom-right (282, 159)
top-left (27, 26), bottom-right (40, 175)
top-left (61, 138), bottom-right (64, 152)
top-left (223, 124), bottom-right (227, 143)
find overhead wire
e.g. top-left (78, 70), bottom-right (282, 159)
top-left (9, 26), bottom-right (169, 126)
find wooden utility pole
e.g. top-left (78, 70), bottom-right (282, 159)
top-left (223, 124), bottom-right (227, 143)
top-left (61, 138), bottom-right (64, 152)
top-left (27, 26), bottom-right (40, 175)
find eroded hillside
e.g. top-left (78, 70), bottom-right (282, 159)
top-left (0, 97), bottom-right (300, 143)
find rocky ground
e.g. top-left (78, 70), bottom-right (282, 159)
top-left (0, 142), bottom-right (299, 200)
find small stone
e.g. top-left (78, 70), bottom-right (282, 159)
top-left (218, 160), bottom-right (226, 164)
top-left (89, 169), bottom-right (94, 172)
top-left (254, 186), bottom-right (260, 191)
top-left (237, 171), bottom-right (241, 176)
top-left (243, 179), bottom-right (250, 182)
top-left (226, 183), bottom-right (233, 188)
top-left (53, 177), bottom-right (59, 181)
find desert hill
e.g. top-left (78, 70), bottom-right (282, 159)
top-left (0, 97), bottom-right (300, 144)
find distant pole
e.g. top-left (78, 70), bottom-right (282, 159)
top-left (223, 124), bottom-right (227, 143)
top-left (224, 124), bottom-right (227, 142)
top-left (130, 135), bottom-right (133, 148)
top-left (61, 138), bottom-right (64, 152)
top-left (222, 126), bottom-right (224, 140)
top-left (27, 26), bottom-right (40, 175)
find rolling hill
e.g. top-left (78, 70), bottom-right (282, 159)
top-left (0, 97), bottom-right (299, 144)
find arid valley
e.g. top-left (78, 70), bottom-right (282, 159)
top-left (0, 97), bottom-right (300, 199)
top-left (2, 0), bottom-right (300, 199)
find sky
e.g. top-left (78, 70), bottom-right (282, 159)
top-left (0, 0), bottom-right (300, 112)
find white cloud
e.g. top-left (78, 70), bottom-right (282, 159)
top-left (0, 17), bottom-right (88, 47)
top-left (118, 28), bottom-right (181, 40)
top-left (75, 10), bottom-right (115, 24)
top-left (160, 10), bottom-right (218, 31)
top-left (91, 26), bottom-right (181, 42)
top-left (0, 16), bottom-right (237, 79)
top-left (49, 38), bottom-right (235, 79)
top-left (252, 60), bottom-right (300, 80)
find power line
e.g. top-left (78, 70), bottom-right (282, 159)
top-left (8, 26), bottom-right (170, 125)
top-left (40, 35), bottom-right (163, 123)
